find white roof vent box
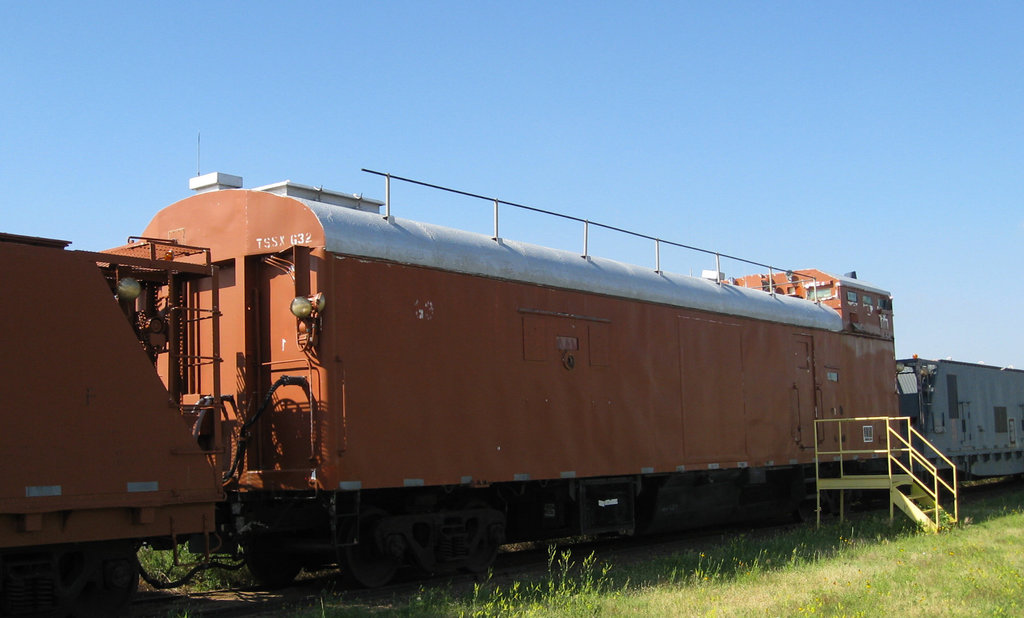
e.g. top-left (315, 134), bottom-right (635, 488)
top-left (254, 180), bottom-right (384, 214)
top-left (189, 172), bottom-right (243, 193)
top-left (186, 172), bottom-right (383, 214)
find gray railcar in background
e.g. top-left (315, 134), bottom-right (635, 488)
top-left (898, 357), bottom-right (1024, 477)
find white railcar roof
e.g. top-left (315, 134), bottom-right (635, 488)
top-left (299, 198), bottom-right (843, 332)
top-left (831, 274), bottom-right (891, 298)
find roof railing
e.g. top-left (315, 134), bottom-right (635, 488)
top-left (362, 169), bottom-right (818, 300)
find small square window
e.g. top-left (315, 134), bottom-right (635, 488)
top-left (862, 295), bottom-right (873, 305)
top-left (995, 406), bottom-right (1008, 433)
top-left (846, 291), bottom-right (858, 303)
top-left (556, 336), bottom-right (579, 351)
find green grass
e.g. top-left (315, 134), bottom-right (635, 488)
top-left (142, 483), bottom-right (1024, 616)
top-left (305, 483), bottom-right (1024, 616)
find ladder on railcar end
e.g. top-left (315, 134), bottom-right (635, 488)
top-left (96, 237), bottom-right (228, 459)
top-left (101, 236), bottom-right (223, 403)
top-left (814, 416), bottom-right (959, 533)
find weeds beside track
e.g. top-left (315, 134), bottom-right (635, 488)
top-left (140, 477), bottom-right (1024, 616)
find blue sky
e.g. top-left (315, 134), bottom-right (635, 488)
top-left (2, 2), bottom-right (1022, 366)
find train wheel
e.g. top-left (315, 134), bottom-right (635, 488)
top-left (461, 501), bottom-right (503, 574)
top-left (56, 543), bottom-right (139, 617)
top-left (343, 507), bottom-right (400, 588)
top-left (245, 538), bottom-right (301, 588)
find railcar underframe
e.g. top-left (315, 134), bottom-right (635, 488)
top-left (226, 463), bottom-right (814, 586)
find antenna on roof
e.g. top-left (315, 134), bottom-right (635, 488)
top-left (196, 131), bottom-right (201, 176)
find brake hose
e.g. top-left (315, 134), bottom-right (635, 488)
top-left (223, 375), bottom-right (311, 482)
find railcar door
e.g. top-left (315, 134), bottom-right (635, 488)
top-left (677, 316), bottom-right (746, 463)
top-left (791, 334), bottom-right (817, 448)
top-left (946, 373), bottom-right (961, 445)
top-left (253, 249), bottom-right (314, 473)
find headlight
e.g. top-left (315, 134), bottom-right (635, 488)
top-left (117, 278), bottom-right (142, 301)
top-left (290, 296), bottom-right (313, 318)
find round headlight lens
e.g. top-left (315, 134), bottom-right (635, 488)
top-left (117, 278), bottom-right (142, 301)
top-left (290, 296), bottom-right (313, 318)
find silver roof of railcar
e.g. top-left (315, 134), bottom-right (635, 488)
top-left (899, 357), bottom-right (1023, 374)
top-left (292, 197), bottom-right (843, 332)
top-left (831, 274), bottom-right (891, 297)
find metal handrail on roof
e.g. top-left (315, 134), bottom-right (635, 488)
top-left (362, 169), bottom-right (818, 302)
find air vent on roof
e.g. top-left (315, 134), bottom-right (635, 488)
top-left (189, 172), bottom-right (243, 193)
top-left (253, 180), bottom-right (384, 214)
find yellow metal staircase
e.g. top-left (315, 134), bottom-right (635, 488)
top-left (814, 417), bottom-right (958, 533)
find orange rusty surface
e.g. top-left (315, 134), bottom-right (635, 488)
top-left (142, 190), bottom-right (898, 493)
top-left (0, 237), bottom-right (221, 549)
top-left (145, 189), bottom-right (326, 262)
top-left (317, 257), bottom-right (895, 488)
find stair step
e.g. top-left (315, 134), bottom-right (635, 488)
top-left (905, 491), bottom-right (938, 509)
top-left (891, 489), bottom-right (939, 533)
top-left (817, 474), bottom-right (913, 490)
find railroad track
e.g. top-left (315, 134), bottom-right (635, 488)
top-left (129, 476), bottom-right (1023, 617)
top-left (127, 516), bottom-right (797, 617)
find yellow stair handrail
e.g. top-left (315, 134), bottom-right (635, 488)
top-left (886, 420), bottom-right (958, 526)
top-left (815, 416), bottom-right (958, 531)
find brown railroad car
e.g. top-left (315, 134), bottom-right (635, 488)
top-left (0, 233), bottom-right (223, 614)
top-left (139, 173), bottom-right (897, 587)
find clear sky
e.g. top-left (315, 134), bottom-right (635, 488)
top-left (2, 2), bottom-right (1022, 366)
